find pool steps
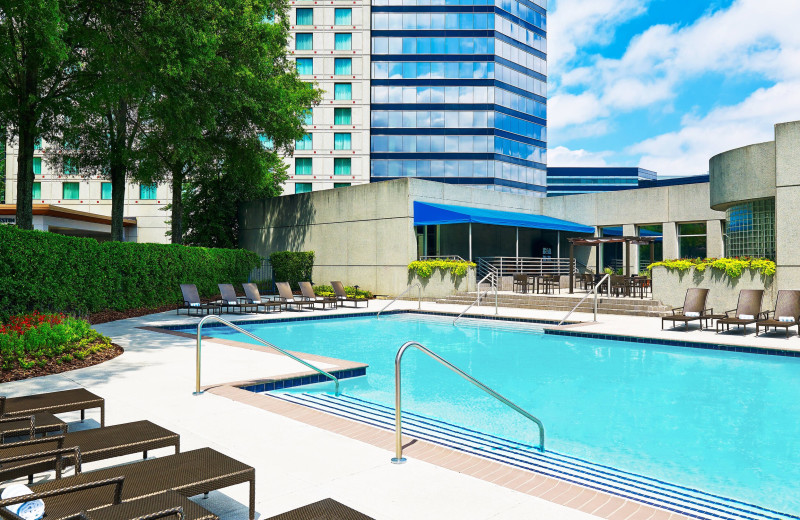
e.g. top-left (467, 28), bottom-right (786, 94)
top-left (270, 391), bottom-right (797, 520)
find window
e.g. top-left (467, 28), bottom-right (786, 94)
top-left (259, 135), bottom-right (274, 149)
top-left (63, 158), bottom-right (78, 176)
top-left (303, 110), bottom-right (313, 125)
top-left (296, 8), bottom-right (313, 25)
top-left (725, 198), bottom-right (776, 259)
top-left (295, 183), bottom-right (312, 194)
top-left (295, 33), bottom-right (313, 50)
top-left (295, 133), bottom-right (313, 150)
top-left (334, 83), bottom-right (351, 100)
top-left (334, 133), bottom-right (351, 150)
top-left (678, 222), bottom-right (707, 259)
top-left (334, 33), bottom-right (352, 50)
top-left (334, 8), bottom-right (351, 25)
top-left (334, 108), bottom-right (351, 125)
top-left (34, 138), bottom-right (42, 150)
top-left (296, 58), bottom-right (313, 75)
top-left (62, 182), bottom-right (79, 200)
top-left (334, 58), bottom-right (351, 75)
top-left (101, 182), bottom-right (112, 200)
top-left (140, 184), bottom-right (157, 200)
top-left (32, 182), bottom-right (41, 199)
top-left (295, 157), bottom-right (312, 175)
top-left (334, 158), bottom-right (351, 175)
top-left (334, 183), bottom-right (350, 188)
top-left (32, 158), bottom-right (42, 175)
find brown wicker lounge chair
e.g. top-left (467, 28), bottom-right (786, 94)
top-left (0, 413), bottom-right (67, 441)
top-left (715, 289), bottom-right (765, 334)
top-left (6, 447), bottom-right (255, 520)
top-left (0, 483), bottom-right (217, 520)
top-left (756, 290), bottom-right (800, 337)
top-left (276, 282), bottom-right (316, 310)
top-left (298, 282), bottom-right (338, 310)
top-left (331, 281), bottom-right (369, 308)
top-left (217, 284), bottom-right (262, 314)
top-left (661, 288), bottom-right (715, 331)
top-left (178, 284), bottom-right (220, 317)
top-left (1, 388), bottom-right (105, 427)
top-left (242, 283), bottom-right (283, 313)
top-left (264, 498), bottom-right (375, 520)
top-left (0, 420), bottom-right (180, 482)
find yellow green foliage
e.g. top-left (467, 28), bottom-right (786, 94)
top-left (408, 260), bottom-right (477, 278)
top-left (648, 257), bottom-right (776, 278)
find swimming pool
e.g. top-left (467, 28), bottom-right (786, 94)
top-left (198, 313), bottom-right (800, 515)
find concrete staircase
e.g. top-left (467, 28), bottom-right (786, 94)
top-left (434, 292), bottom-right (672, 317)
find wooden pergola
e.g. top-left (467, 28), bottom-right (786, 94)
top-left (567, 236), bottom-right (659, 294)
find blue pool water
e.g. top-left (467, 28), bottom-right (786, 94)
top-left (200, 314), bottom-right (800, 514)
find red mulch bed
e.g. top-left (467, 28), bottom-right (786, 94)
top-left (0, 343), bottom-right (124, 383)
top-left (88, 304), bottom-right (183, 325)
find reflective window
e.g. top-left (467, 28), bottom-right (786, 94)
top-left (296, 58), bottom-right (313, 75)
top-left (32, 182), bottom-right (41, 199)
top-left (140, 184), bottom-right (157, 200)
top-left (334, 133), bottom-right (352, 150)
top-left (295, 182), bottom-right (312, 194)
top-left (334, 58), bottom-right (351, 75)
top-left (334, 83), bottom-right (352, 100)
top-left (62, 182), bottom-right (80, 200)
top-left (295, 8), bottom-right (313, 25)
top-left (371, 61), bottom-right (494, 79)
top-left (371, 37), bottom-right (494, 55)
top-left (334, 182), bottom-right (351, 188)
top-left (101, 182), bottom-right (112, 200)
top-left (303, 110), bottom-right (313, 125)
top-left (371, 159), bottom-right (546, 186)
top-left (32, 158), bottom-right (42, 175)
top-left (295, 33), bottom-right (313, 50)
top-left (678, 223), bottom-right (707, 259)
top-left (295, 134), bottom-right (313, 150)
top-left (295, 157), bottom-right (313, 175)
top-left (335, 33), bottom-right (352, 50)
top-left (334, 8), bottom-right (352, 25)
top-left (334, 157), bottom-right (351, 175)
top-left (334, 107), bottom-right (351, 125)
top-left (63, 158), bottom-right (79, 176)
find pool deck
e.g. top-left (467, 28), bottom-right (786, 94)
top-left (4, 301), bottom-right (797, 519)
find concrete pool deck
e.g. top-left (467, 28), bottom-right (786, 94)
top-left (3, 301), bottom-right (797, 519)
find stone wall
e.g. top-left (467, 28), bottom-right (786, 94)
top-left (409, 267), bottom-right (476, 299)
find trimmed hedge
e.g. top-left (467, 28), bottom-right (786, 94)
top-left (269, 251), bottom-right (314, 290)
top-left (0, 226), bottom-right (261, 320)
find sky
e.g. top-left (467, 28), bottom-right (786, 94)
top-left (546, 0), bottom-right (800, 176)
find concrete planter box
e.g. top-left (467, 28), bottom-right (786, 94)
top-left (652, 266), bottom-right (776, 313)
top-left (408, 267), bottom-right (476, 299)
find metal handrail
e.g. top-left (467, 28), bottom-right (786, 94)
top-left (391, 341), bottom-right (545, 464)
top-left (377, 282), bottom-right (422, 318)
top-left (193, 315), bottom-right (340, 396)
top-left (558, 274), bottom-right (610, 325)
top-left (453, 272), bottom-right (497, 324)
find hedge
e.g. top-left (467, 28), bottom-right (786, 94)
top-left (0, 225), bottom-right (261, 320)
top-left (269, 251), bottom-right (314, 290)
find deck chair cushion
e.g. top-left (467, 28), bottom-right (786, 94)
top-left (739, 314), bottom-right (754, 320)
top-left (778, 316), bottom-right (795, 322)
top-left (1, 484), bottom-right (44, 520)
top-left (685, 311), bottom-right (700, 317)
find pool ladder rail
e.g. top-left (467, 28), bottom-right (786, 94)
top-left (377, 282), bottom-right (422, 317)
top-left (453, 272), bottom-right (498, 324)
top-left (192, 314), bottom-right (341, 396)
top-left (392, 340), bottom-right (544, 464)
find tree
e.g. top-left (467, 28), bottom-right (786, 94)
top-left (0, 128), bottom-right (6, 202)
top-left (0, 1), bottom-right (89, 229)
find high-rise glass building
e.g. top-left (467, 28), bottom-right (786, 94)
top-left (368, 0), bottom-right (547, 195)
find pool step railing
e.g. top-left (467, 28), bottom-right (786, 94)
top-left (269, 392), bottom-right (798, 520)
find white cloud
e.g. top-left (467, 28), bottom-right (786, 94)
top-left (548, 146), bottom-right (611, 167)
top-left (547, 92), bottom-right (607, 129)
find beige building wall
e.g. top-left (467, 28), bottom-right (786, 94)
top-left (4, 140), bottom-right (171, 243)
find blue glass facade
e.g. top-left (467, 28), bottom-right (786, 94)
top-left (370, 0), bottom-right (547, 195)
top-left (546, 167), bottom-right (658, 197)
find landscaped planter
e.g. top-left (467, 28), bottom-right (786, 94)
top-left (408, 267), bottom-right (476, 299)
top-left (652, 266), bottom-right (776, 314)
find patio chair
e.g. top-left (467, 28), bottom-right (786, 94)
top-left (178, 284), bottom-right (220, 317)
top-left (217, 284), bottom-right (263, 314)
top-left (579, 273), bottom-right (594, 291)
top-left (276, 282), bottom-right (317, 310)
top-left (0, 413), bottom-right (67, 442)
top-left (331, 281), bottom-right (369, 308)
top-left (242, 283), bottom-right (283, 313)
top-left (661, 288), bottom-right (715, 331)
top-left (715, 289), bottom-right (766, 334)
top-left (756, 290), bottom-right (800, 337)
top-left (298, 282), bottom-right (338, 310)
top-left (264, 498), bottom-right (375, 520)
top-left (1, 447), bottom-right (254, 519)
top-left (1, 388), bottom-right (105, 427)
top-left (609, 275), bottom-right (630, 297)
top-left (512, 273), bottom-right (532, 293)
top-left (537, 275), bottom-right (560, 294)
top-left (0, 420), bottom-right (180, 483)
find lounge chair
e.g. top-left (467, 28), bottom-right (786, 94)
top-left (331, 281), bottom-right (369, 308)
top-left (715, 289), bottom-right (765, 334)
top-left (178, 284), bottom-right (220, 317)
top-left (0, 480), bottom-right (219, 520)
top-left (756, 290), bottom-right (800, 337)
top-left (3, 447), bottom-right (255, 520)
top-left (276, 282), bottom-right (316, 310)
top-left (0, 420), bottom-right (180, 482)
top-left (512, 273), bottom-right (532, 293)
top-left (661, 288), bottom-right (715, 331)
top-left (217, 284), bottom-right (262, 314)
top-left (0, 413), bottom-right (67, 441)
top-left (1, 388), bottom-right (105, 427)
top-left (298, 282), bottom-right (338, 310)
top-left (265, 498), bottom-right (375, 520)
top-left (241, 283), bottom-right (283, 313)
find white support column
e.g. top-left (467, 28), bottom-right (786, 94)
top-left (469, 222), bottom-right (473, 262)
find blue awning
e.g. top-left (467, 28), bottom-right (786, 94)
top-left (413, 201), bottom-right (595, 234)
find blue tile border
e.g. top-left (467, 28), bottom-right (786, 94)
top-left (238, 366), bottom-right (367, 393)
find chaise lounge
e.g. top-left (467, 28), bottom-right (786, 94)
top-left (756, 290), bottom-right (800, 337)
top-left (661, 288), bottom-right (714, 331)
top-left (331, 281), bottom-right (369, 308)
top-left (276, 282), bottom-right (317, 311)
top-left (217, 284), bottom-right (263, 314)
top-left (178, 284), bottom-right (220, 317)
top-left (1, 389), bottom-right (105, 427)
top-left (242, 283), bottom-right (284, 313)
top-left (298, 282), bottom-right (338, 310)
top-left (715, 289), bottom-right (765, 334)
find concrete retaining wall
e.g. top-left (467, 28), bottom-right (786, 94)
top-left (652, 266), bottom-right (776, 314)
top-left (410, 267), bottom-right (476, 299)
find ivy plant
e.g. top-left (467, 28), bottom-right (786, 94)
top-left (648, 257), bottom-right (776, 278)
top-left (408, 260), bottom-right (477, 279)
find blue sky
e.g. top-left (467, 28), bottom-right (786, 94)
top-left (546, 0), bottom-right (800, 176)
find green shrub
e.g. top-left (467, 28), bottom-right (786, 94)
top-left (313, 284), bottom-right (372, 299)
top-left (0, 226), bottom-right (261, 320)
top-left (408, 259), bottom-right (476, 278)
top-left (648, 257), bottom-right (776, 278)
top-left (269, 251), bottom-right (315, 290)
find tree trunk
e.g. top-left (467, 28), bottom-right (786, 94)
top-left (109, 101), bottom-right (128, 241)
top-left (15, 119), bottom-right (36, 230)
top-left (170, 166), bottom-right (184, 244)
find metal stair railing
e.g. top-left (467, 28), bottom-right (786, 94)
top-left (192, 315), bottom-right (340, 396)
top-left (558, 274), bottom-right (610, 325)
top-left (391, 340), bottom-right (545, 464)
top-left (453, 272), bottom-right (497, 324)
top-left (377, 283), bottom-right (422, 318)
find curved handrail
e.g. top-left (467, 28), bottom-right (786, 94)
top-left (391, 341), bottom-right (544, 464)
top-left (377, 282), bottom-right (422, 318)
top-left (558, 273), bottom-right (610, 325)
top-left (193, 314), bottom-right (340, 396)
top-left (453, 272), bottom-right (497, 324)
